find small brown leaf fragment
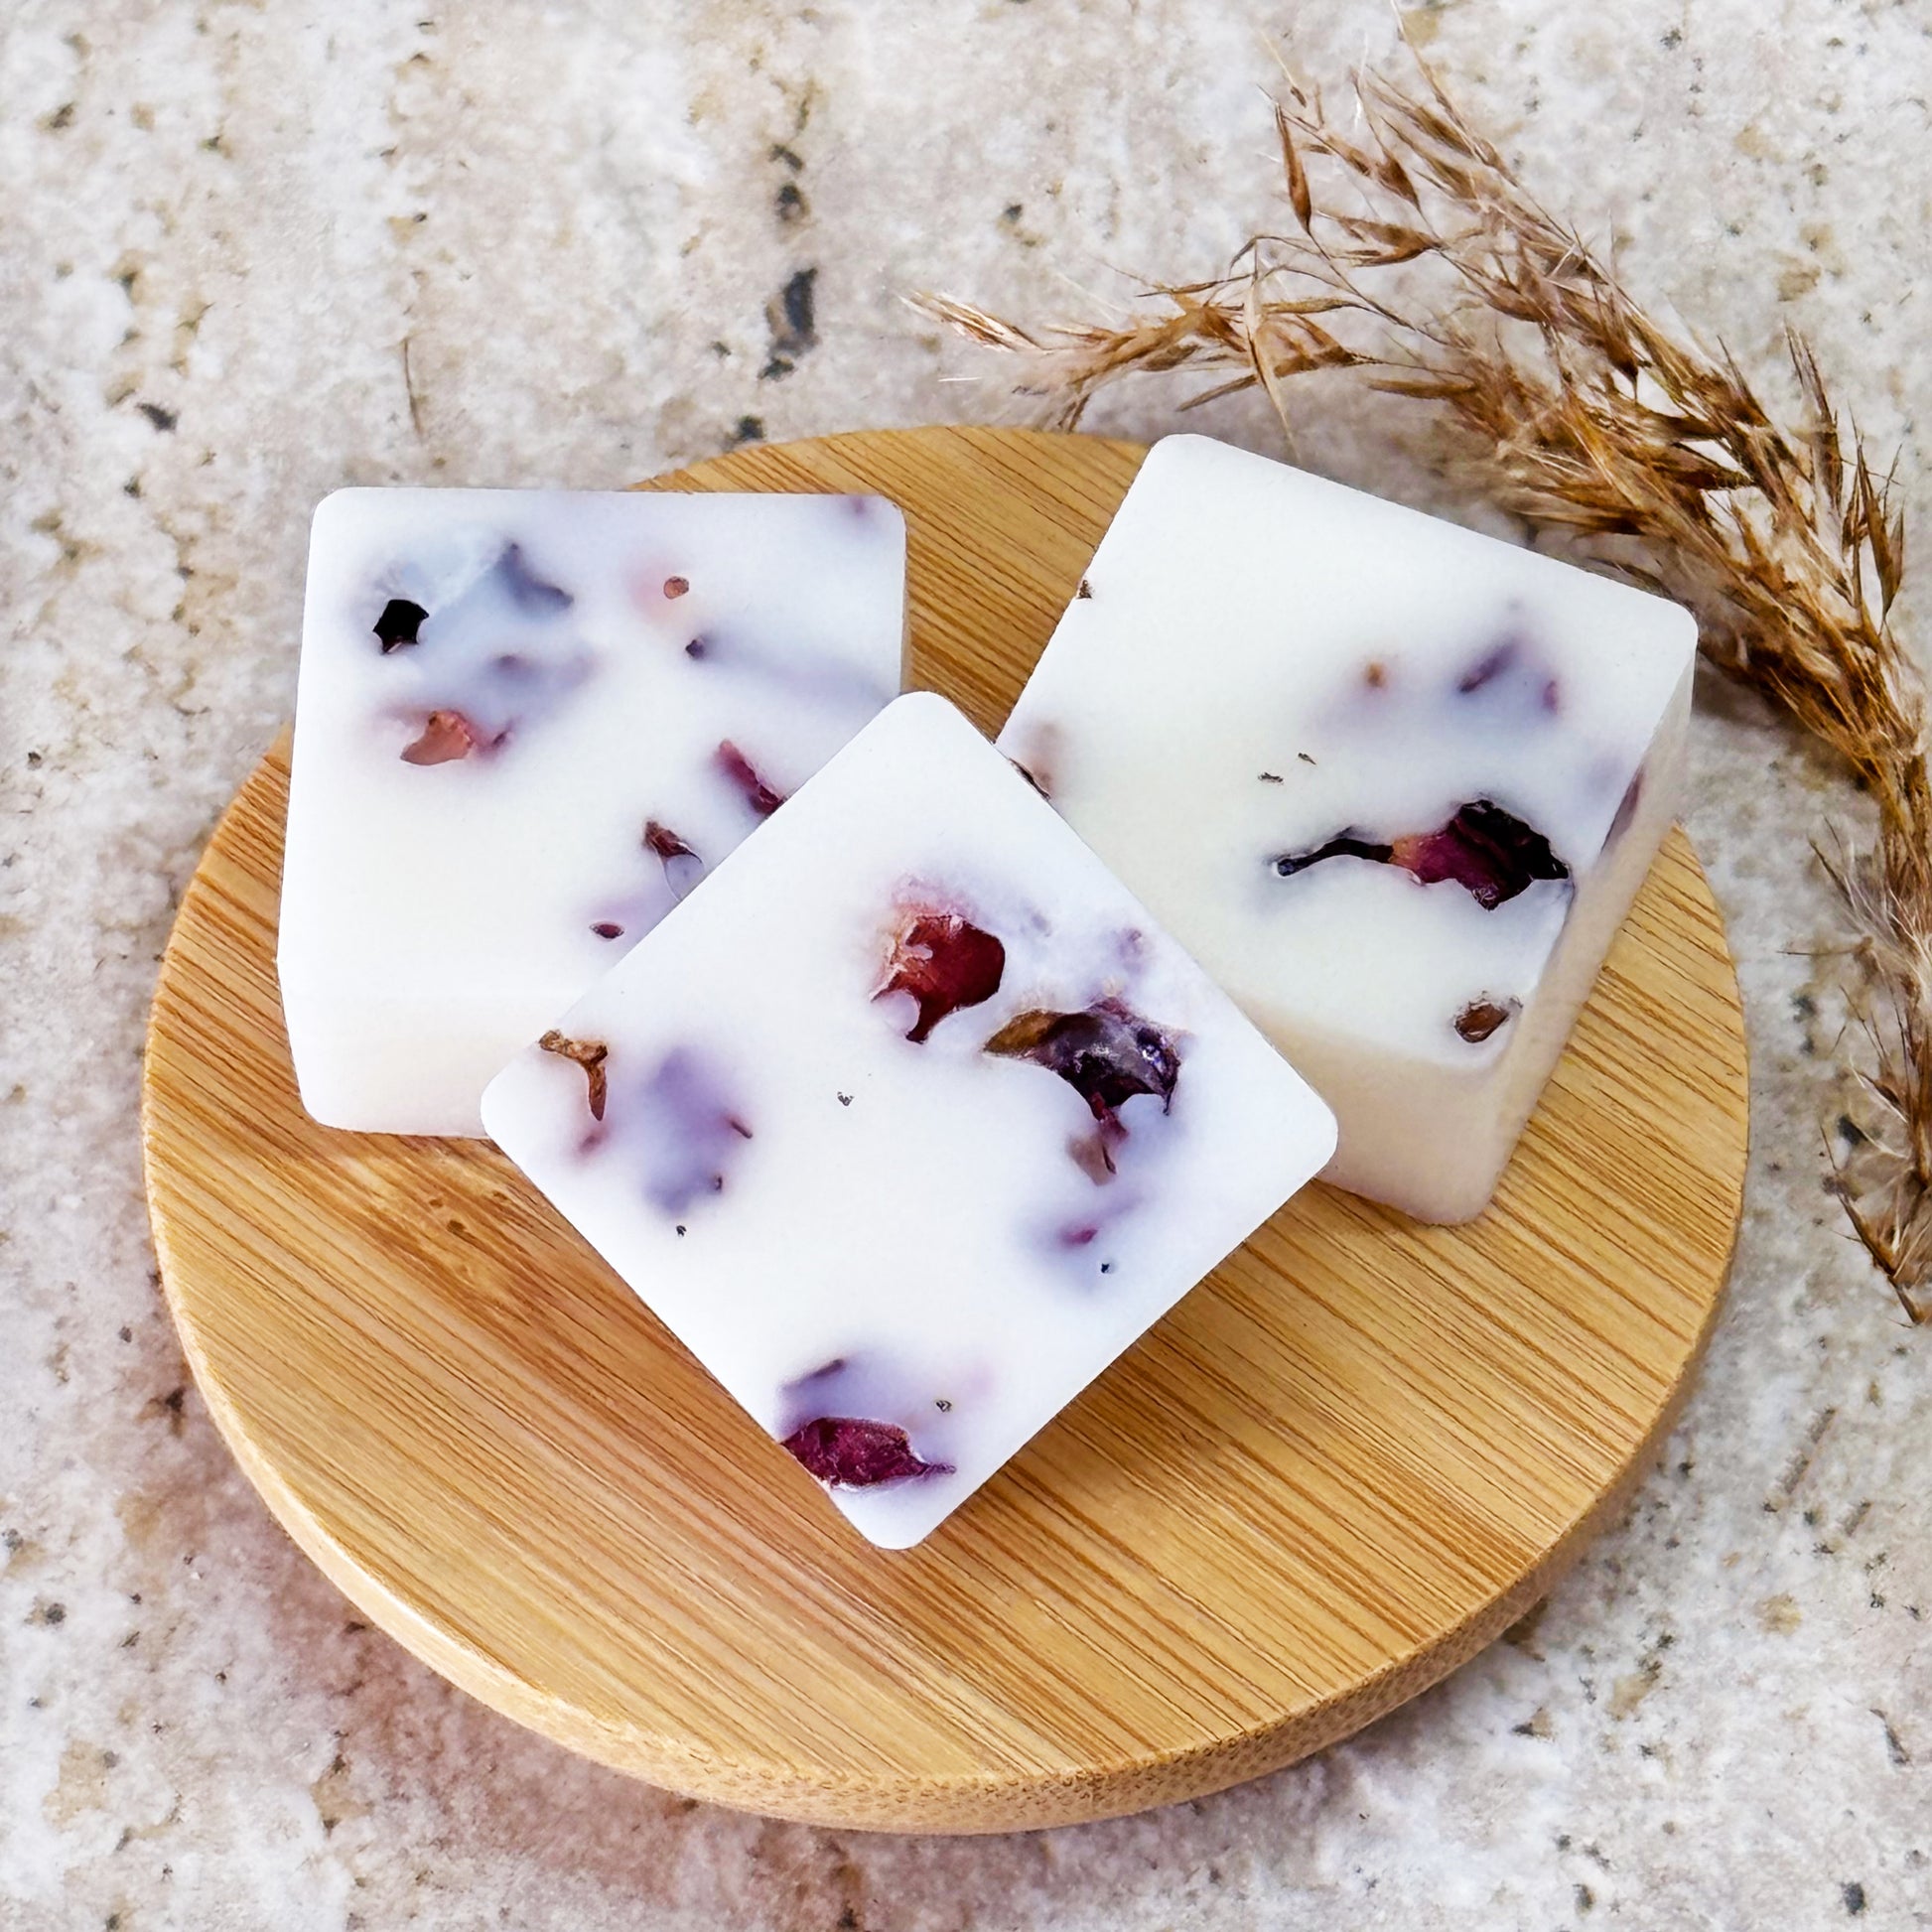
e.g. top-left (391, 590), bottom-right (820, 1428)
top-left (1454, 997), bottom-right (1519, 1043)
top-left (1076, 577), bottom-right (1094, 599)
top-left (539, 1030), bottom-right (610, 1120)
top-left (663, 575), bottom-right (690, 599)
top-left (1364, 660), bottom-right (1388, 689)
top-left (1259, 770), bottom-right (1284, 783)
top-left (400, 709), bottom-right (477, 764)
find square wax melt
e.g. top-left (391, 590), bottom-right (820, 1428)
top-left (279, 486), bottom-right (905, 1135)
top-left (482, 693), bottom-right (1335, 1549)
top-left (998, 435), bottom-right (1697, 1224)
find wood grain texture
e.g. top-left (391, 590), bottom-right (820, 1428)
top-left (141, 426), bottom-right (1749, 1833)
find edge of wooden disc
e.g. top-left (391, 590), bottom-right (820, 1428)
top-left (143, 427), bottom-right (1749, 1832)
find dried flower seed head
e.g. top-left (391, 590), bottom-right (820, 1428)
top-left (400, 709), bottom-right (479, 765)
top-left (920, 52), bottom-right (1932, 1314)
top-left (715, 740), bottom-right (786, 817)
top-left (1454, 996), bottom-right (1519, 1043)
top-left (539, 1030), bottom-right (610, 1121)
top-left (373, 598), bottom-right (428, 652)
top-left (878, 908), bottom-right (1007, 1042)
top-left (781, 1417), bottom-right (952, 1488)
top-left (985, 999), bottom-right (1182, 1123)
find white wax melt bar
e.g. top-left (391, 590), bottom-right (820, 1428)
top-left (483, 693), bottom-right (1335, 1549)
top-left (279, 486), bottom-right (905, 1135)
top-left (999, 435), bottom-right (1696, 1224)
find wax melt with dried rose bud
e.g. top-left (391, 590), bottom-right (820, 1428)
top-left (999, 434), bottom-right (1697, 1224)
top-left (482, 694), bottom-right (1335, 1549)
top-left (277, 485), bottom-right (905, 1134)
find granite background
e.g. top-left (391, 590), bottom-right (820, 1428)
top-left (3, 1), bottom-right (1929, 1926)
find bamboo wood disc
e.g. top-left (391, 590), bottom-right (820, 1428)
top-left (142, 426), bottom-right (1749, 1834)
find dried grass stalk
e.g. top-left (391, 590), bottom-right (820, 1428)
top-left (916, 60), bottom-right (1931, 1319)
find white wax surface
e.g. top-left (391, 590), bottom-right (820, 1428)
top-left (278, 486), bottom-right (905, 1135)
top-left (482, 693), bottom-right (1336, 1549)
top-left (998, 434), bottom-right (1697, 1222)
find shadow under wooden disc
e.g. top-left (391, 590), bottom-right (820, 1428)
top-left (142, 426), bottom-right (1749, 1833)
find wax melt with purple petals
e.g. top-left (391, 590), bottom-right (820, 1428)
top-left (482, 693), bottom-right (1336, 1550)
top-left (999, 434), bottom-right (1697, 1224)
top-left (278, 486), bottom-right (905, 1135)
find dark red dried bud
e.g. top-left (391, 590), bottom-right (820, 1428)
top-left (984, 999), bottom-right (1181, 1124)
top-left (663, 575), bottom-right (690, 599)
top-left (781, 1417), bottom-right (951, 1487)
top-left (1274, 800), bottom-right (1568, 910)
top-left (1454, 997), bottom-right (1519, 1043)
top-left (878, 911), bottom-right (1006, 1042)
top-left (539, 1030), bottom-right (609, 1120)
top-left (373, 598), bottom-right (427, 651)
top-left (591, 920), bottom-right (623, 939)
top-left (715, 740), bottom-right (785, 817)
top-left (400, 709), bottom-right (478, 764)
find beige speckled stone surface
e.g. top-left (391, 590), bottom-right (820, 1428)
top-left (3, 3), bottom-right (1930, 1927)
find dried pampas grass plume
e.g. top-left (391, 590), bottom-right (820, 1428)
top-left (916, 59), bottom-right (1930, 1320)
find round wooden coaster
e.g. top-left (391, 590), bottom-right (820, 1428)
top-left (142, 427), bottom-right (1748, 1833)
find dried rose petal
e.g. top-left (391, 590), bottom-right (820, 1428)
top-left (781, 1417), bottom-right (951, 1487)
top-left (539, 1030), bottom-right (609, 1120)
top-left (1454, 997), bottom-right (1519, 1043)
top-left (400, 709), bottom-right (478, 765)
top-left (643, 818), bottom-right (704, 897)
top-left (1390, 802), bottom-right (1568, 908)
top-left (1273, 799), bottom-right (1568, 910)
top-left (373, 598), bottom-right (427, 652)
top-left (984, 999), bottom-right (1181, 1123)
top-left (878, 910), bottom-right (1006, 1042)
top-left (715, 740), bottom-right (785, 817)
